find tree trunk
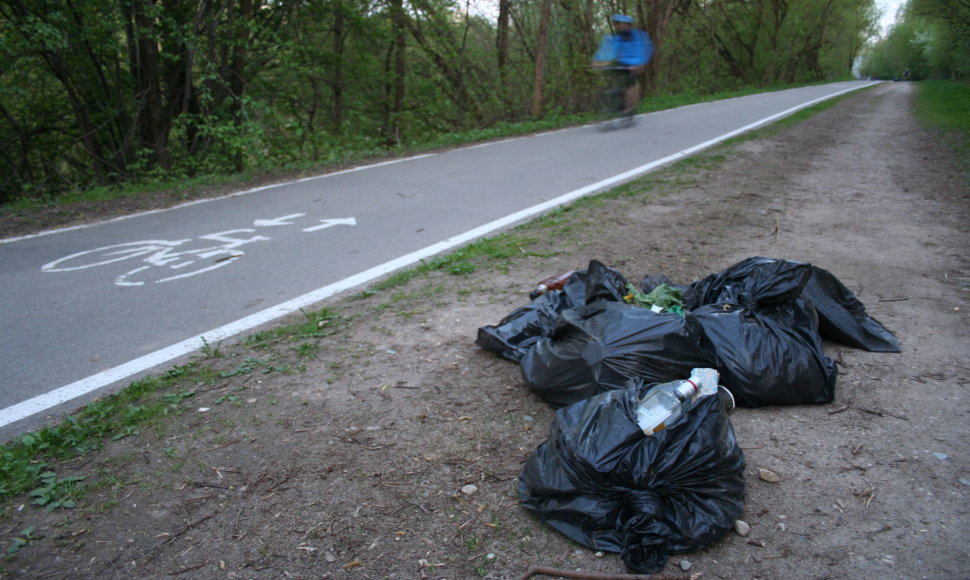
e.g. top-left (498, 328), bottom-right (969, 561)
top-left (385, 0), bottom-right (407, 145)
top-left (228, 0), bottom-right (252, 172)
top-left (331, 6), bottom-right (346, 129)
top-left (640, 0), bottom-right (691, 93)
top-left (531, 0), bottom-right (552, 117)
top-left (127, 0), bottom-right (171, 169)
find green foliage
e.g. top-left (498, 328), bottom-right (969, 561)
top-left (862, 0), bottom-right (969, 79)
top-left (913, 80), bottom-right (970, 178)
top-left (0, 0), bottom-right (901, 206)
top-left (0, 372), bottom-right (198, 504)
top-left (6, 527), bottom-right (43, 559)
top-left (29, 471), bottom-right (86, 511)
top-left (914, 80), bottom-right (970, 132)
top-left (217, 356), bottom-right (291, 377)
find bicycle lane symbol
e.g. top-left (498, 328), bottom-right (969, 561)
top-left (40, 214), bottom-right (357, 287)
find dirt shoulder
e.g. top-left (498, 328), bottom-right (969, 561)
top-left (2, 82), bottom-right (968, 580)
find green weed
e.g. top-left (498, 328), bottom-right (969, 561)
top-left (29, 472), bottom-right (86, 511)
top-left (200, 337), bottom-right (224, 358)
top-left (5, 527), bottom-right (43, 559)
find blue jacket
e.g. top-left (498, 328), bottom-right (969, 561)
top-left (595, 29), bottom-right (653, 67)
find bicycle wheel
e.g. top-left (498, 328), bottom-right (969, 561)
top-left (600, 87), bottom-right (625, 116)
top-left (42, 240), bottom-right (186, 272)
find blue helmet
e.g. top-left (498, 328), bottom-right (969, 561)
top-left (612, 14), bottom-right (633, 23)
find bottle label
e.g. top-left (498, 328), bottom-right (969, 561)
top-left (636, 405), bottom-right (670, 435)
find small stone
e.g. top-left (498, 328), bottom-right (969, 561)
top-left (594, 551), bottom-right (604, 558)
top-left (735, 519), bottom-right (751, 537)
top-left (460, 484), bottom-right (479, 495)
top-left (679, 559), bottom-right (692, 571)
top-left (758, 468), bottom-right (780, 483)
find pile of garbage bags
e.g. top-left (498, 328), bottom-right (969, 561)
top-left (479, 257), bottom-right (899, 408)
top-left (477, 257), bottom-right (899, 573)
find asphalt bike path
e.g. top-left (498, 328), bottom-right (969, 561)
top-left (0, 81), bottom-right (881, 434)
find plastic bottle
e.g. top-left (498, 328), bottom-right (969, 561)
top-left (635, 368), bottom-right (718, 436)
top-left (529, 270), bottom-right (576, 300)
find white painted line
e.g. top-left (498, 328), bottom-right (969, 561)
top-left (0, 82), bottom-right (875, 429)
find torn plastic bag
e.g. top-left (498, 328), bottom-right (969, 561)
top-left (475, 260), bottom-right (629, 363)
top-left (519, 380), bottom-right (745, 574)
top-left (520, 300), bottom-right (716, 407)
top-left (802, 265), bottom-right (901, 352)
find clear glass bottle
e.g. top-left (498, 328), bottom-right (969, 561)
top-left (635, 378), bottom-right (700, 436)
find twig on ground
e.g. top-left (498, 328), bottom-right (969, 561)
top-left (169, 560), bottom-right (208, 575)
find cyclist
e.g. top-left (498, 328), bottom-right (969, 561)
top-left (592, 14), bottom-right (654, 121)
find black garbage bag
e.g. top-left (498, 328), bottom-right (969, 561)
top-left (685, 256), bottom-right (813, 310)
top-left (520, 300), bottom-right (716, 407)
top-left (584, 259), bottom-right (630, 303)
top-left (519, 381), bottom-right (745, 574)
top-left (475, 260), bottom-right (629, 363)
top-left (685, 258), bottom-right (837, 406)
top-left (475, 271), bottom-right (589, 362)
top-left (802, 265), bottom-right (901, 352)
top-left (694, 295), bottom-right (837, 406)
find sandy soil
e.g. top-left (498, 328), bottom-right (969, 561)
top-left (1, 81), bottom-right (968, 580)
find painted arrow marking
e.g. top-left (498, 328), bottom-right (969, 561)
top-left (253, 213), bottom-right (306, 227)
top-left (302, 217), bottom-right (357, 232)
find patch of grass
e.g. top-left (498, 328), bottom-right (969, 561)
top-left (358, 232), bottom-right (551, 297)
top-left (242, 307), bottom-right (346, 349)
top-left (0, 365), bottom-right (209, 504)
top-left (913, 80), bottom-right (970, 179)
top-left (295, 342), bottom-right (322, 359)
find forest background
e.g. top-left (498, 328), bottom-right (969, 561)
top-left (0, 0), bottom-right (967, 208)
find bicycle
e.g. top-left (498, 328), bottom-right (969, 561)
top-left (592, 66), bottom-right (638, 130)
top-left (41, 229), bottom-right (270, 286)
